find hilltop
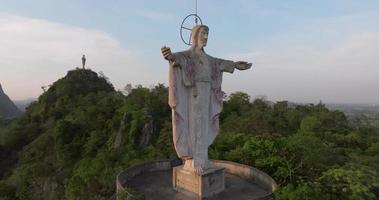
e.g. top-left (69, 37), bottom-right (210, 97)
top-left (0, 68), bottom-right (172, 199)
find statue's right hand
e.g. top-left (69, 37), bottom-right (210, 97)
top-left (161, 46), bottom-right (173, 61)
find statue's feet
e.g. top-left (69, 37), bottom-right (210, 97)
top-left (183, 158), bottom-right (213, 175)
top-left (193, 159), bottom-right (204, 175)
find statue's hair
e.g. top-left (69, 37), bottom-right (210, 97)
top-left (191, 25), bottom-right (209, 48)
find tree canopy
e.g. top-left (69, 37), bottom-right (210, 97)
top-left (0, 69), bottom-right (378, 200)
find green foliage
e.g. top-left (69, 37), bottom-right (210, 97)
top-left (221, 91), bottom-right (250, 117)
top-left (1, 70), bottom-right (378, 199)
top-left (209, 132), bottom-right (247, 159)
top-left (215, 93), bottom-right (379, 199)
top-left (0, 181), bottom-right (17, 200)
top-left (0, 69), bottom-right (125, 199)
top-left (221, 98), bottom-right (273, 134)
top-left (317, 165), bottom-right (379, 200)
top-left (152, 121), bottom-right (176, 158)
top-left (274, 183), bottom-right (324, 200)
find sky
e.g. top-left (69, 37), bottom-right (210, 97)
top-left (0, 0), bottom-right (378, 104)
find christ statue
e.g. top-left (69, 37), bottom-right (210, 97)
top-left (82, 54), bottom-right (86, 69)
top-left (161, 25), bottom-right (252, 175)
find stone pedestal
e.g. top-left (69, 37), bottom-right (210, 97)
top-left (173, 165), bottom-right (225, 198)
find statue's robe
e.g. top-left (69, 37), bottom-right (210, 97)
top-left (168, 48), bottom-right (234, 168)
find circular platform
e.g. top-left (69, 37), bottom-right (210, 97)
top-left (116, 159), bottom-right (277, 200)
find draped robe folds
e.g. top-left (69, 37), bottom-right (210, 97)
top-left (168, 48), bottom-right (234, 171)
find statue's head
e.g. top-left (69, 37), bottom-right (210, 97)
top-left (191, 25), bottom-right (209, 49)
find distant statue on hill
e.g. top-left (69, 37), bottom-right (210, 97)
top-left (161, 25), bottom-right (252, 174)
top-left (82, 55), bottom-right (86, 69)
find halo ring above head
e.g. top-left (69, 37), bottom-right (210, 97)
top-left (180, 14), bottom-right (203, 46)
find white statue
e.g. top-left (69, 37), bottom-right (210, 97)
top-left (161, 25), bottom-right (252, 175)
top-left (82, 54), bottom-right (86, 69)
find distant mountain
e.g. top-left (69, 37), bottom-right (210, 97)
top-left (326, 103), bottom-right (379, 117)
top-left (0, 84), bottom-right (22, 119)
top-left (14, 98), bottom-right (37, 111)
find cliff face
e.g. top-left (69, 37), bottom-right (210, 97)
top-left (0, 84), bottom-right (22, 119)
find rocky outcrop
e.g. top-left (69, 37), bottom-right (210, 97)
top-left (0, 84), bottom-right (22, 119)
top-left (113, 113), bottom-right (129, 149)
top-left (138, 114), bottom-right (156, 147)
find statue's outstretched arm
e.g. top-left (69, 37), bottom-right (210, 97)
top-left (215, 58), bottom-right (235, 73)
top-left (215, 57), bottom-right (252, 73)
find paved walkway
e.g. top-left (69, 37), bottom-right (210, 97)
top-left (128, 170), bottom-right (270, 200)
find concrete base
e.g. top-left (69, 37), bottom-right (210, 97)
top-left (173, 165), bottom-right (225, 198)
top-left (117, 159), bottom-right (277, 200)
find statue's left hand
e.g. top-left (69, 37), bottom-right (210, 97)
top-left (235, 61), bottom-right (252, 70)
top-left (161, 46), bottom-right (174, 61)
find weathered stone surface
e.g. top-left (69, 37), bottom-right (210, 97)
top-left (161, 25), bottom-right (252, 175)
top-left (173, 165), bottom-right (225, 198)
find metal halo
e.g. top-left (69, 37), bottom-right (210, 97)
top-left (180, 14), bottom-right (203, 46)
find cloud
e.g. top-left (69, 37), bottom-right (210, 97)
top-left (224, 31), bottom-right (379, 104)
top-left (0, 14), bottom-right (161, 100)
top-left (1, 12), bottom-right (378, 104)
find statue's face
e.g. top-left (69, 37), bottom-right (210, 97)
top-left (197, 27), bottom-right (208, 48)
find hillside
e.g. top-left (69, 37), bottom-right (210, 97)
top-left (0, 68), bottom-right (173, 200)
top-left (0, 69), bottom-right (378, 200)
top-left (0, 84), bottom-right (22, 119)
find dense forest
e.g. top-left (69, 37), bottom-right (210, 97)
top-left (0, 69), bottom-right (378, 200)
